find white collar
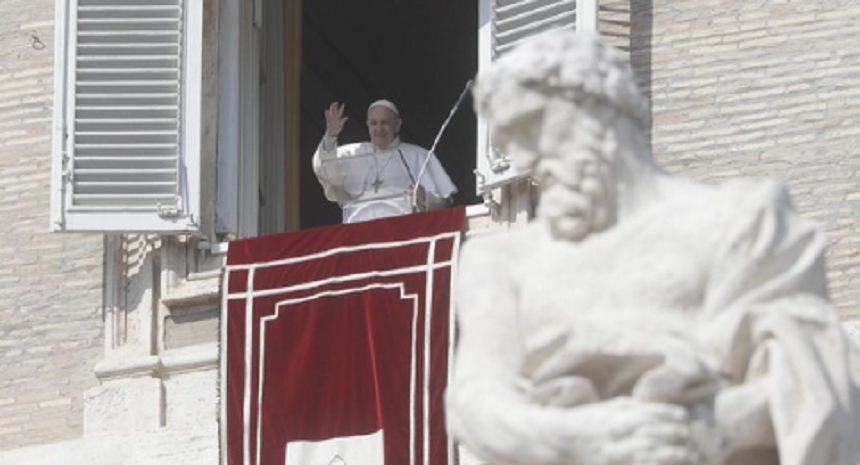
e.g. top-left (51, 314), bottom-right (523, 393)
top-left (373, 137), bottom-right (401, 152)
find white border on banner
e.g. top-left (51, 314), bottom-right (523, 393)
top-left (258, 284), bottom-right (419, 465)
top-left (222, 231), bottom-right (461, 465)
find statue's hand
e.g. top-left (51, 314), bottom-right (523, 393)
top-left (551, 397), bottom-right (700, 465)
top-left (713, 380), bottom-right (775, 456)
top-left (633, 357), bottom-right (724, 405)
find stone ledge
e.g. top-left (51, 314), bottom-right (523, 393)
top-left (0, 437), bottom-right (125, 465)
top-left (161, 280), bottom-right (220, 309)
top-left (159, 343), bottom-right (218, 374)
top-left (94, 355), bottom-right (160, 380)
top-left (94, 344), bottom-right (218, 380)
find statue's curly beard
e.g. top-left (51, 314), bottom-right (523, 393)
top-left (538, 173), bottom-right (615, 242)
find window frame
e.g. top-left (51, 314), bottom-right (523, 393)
top-left (474, 0), bottom-right (599, 194)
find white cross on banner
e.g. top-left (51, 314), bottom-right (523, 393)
top-left (285, 430), bottom-right (384, 465)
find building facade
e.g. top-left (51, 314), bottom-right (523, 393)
top-left (0, 0), bottom-right (858, 463)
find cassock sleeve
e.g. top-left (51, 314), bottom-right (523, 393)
top-left (312, 136), bottom-right (353, 203)
top-left (422, 154), bottom-right (457, 199)
top-left (700, 179), bottom-right (860, 465)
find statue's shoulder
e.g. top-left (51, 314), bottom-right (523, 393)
top-left (459, 225), bottom-right (540, 267)
top-left (712, 177), bottom-right (794, 217)
top-left (720, 177), bottom-right (788, 200)
top-left (672, 176), bottom-right (789, 208)
top-left (707, 177), bottom-right (823, 252)
top-left (658, 177), bottom-right (804, 243)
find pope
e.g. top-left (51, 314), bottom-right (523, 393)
top-left (312, 99), bottom-right (457, 224)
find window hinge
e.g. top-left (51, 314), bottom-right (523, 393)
top-left (474, 168), bottom-right (486, 192)
top-left (60, 151), bottom-right (72, 182)
top-left (489, 147), bottom-right (511, 173)
top-left (157, 198), bottom-right (183, 218)
top-left (198, 240), bottom-right (230, 255)
top-left (481, 188), bottom-right (500, 215)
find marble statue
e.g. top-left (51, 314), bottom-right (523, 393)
top-left (446, 30), bottom-right (860, 465)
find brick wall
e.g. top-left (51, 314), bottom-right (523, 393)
top-left (631, 0), bottom-right (860, 319)
top-left (0, 0), bottom-right (103, 450)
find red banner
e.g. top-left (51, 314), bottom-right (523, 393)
top-left (222, 208), bottom-right (465, 465)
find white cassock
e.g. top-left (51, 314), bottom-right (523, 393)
top-left (313, 136), bottom-right (458, 224)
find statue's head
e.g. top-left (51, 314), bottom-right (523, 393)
top-left (473, 30), bottom-right (652, 241)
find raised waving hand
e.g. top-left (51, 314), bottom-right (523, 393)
top-left (325, 102), bottom-right (349, 137)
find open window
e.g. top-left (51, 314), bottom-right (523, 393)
top-left (50, 0), bottom-right (598, 237)
top-left (290, 0), bottom-right (598, 229)
top-left (216, 0), bottom-right (483, 235)
top-left (295, 0), bottom-right (481, 229)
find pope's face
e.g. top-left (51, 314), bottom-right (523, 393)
top-left (367, 106), bottom-right (402, 148)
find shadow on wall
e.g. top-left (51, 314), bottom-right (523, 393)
top-left (629, 0), bottom-right (653, 145)
top-left (601, 0), bottom-right (653, 144)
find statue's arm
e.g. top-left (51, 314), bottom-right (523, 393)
top-left (447, 239), bottom-right (698, 465)
top-left (446, 240), bottom-right (540, 462)
top-left (702, 180), bottom-right (860, 464)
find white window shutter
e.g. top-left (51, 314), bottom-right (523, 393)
top-left (51, 0), bottom-right (203, 233)
top-left (475, 0), bottom-right (597, 193)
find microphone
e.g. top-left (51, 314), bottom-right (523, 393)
top-left (412, 79), bottom-right (475, 209)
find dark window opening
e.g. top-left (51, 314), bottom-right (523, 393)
top-left (298, 0), bottom-right (479, 229)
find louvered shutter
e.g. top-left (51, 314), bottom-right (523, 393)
top-left (51, 0), bottom-right (203, 232)
top-left (475, 0), bottom-right (597, 193)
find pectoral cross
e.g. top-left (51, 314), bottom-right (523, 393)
top-left (371, 175), bottom-right (383, 193)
